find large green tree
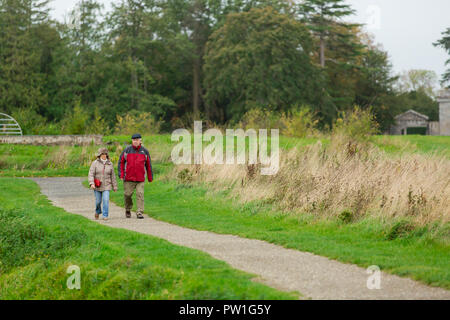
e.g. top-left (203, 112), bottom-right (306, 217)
top-left (394, 91), bottom-right (439, 122)
top-left (397, 69), bottom-right (438, 97)
top-left (203, 6), bottom-right (322, 123)
top-left (99, 0), bottom-right (177, 126)
top-left (294, 0), bottom-right (365, 124)
top-left (164, 0), bottom-right (291, 118)
top-left (296, 0), bottom-right (359, 68)
top-left (353, 34), bottom-right (398, 132)
top-left (0, 0), bottom-right (405, 133)
top-left (0, 0), bottom-right (53, 114)
top-left (44, 0), bottom-right (105, 121)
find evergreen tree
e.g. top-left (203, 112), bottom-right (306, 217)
top-left (0, 0), bottom-right (52, 114)
top-left (164, 0), bottom-right (291, 119)
top-left (433, 27), bottom-right (450, 87)
top-left (203, 6), bottom-right (322, 123)
top-left (296, 0), bottom-right (359, 68)
top-left (295, 0), bottom-right (365, 124)
top-left (104, 0), bottom-right (176, 126)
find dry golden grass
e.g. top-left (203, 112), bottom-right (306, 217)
top-left (47, 146), bottom-right (71, 169)
top-left (168, 134), bottom-right (450, 226)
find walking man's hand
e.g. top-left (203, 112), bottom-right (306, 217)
top-left (90, 184), bottom-right (95, 189)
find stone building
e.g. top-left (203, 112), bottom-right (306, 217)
top-left (438, 89), bottom-right (450, 136)
top-left (389, 89), bottom-right (450, 135)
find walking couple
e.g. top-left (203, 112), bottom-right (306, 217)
top-left (87, 133), bottom-right (153, 221)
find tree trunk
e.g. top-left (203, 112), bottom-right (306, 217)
top-left (192, 56), bottom-right (201, 117)
top-left (320, 35), bottom-right (325, 68)
top-left (131, 56), bottom-right (139, 109)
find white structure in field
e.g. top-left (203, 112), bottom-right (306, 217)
top-left (0, 113), bottom-right (22, 135)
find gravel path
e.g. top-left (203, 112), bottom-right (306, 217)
top-left (30, 177), bottom-right (450, 300)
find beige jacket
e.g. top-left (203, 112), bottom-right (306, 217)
top-left (88, 158), bottom-right (118, 191)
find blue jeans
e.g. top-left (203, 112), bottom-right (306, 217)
top-left (94, 190), bottom-right (110, 217)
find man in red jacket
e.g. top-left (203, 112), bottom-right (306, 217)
top-left (118, 133), bottom-right (153, 219)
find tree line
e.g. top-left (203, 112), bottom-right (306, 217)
top-left (0, 0), bottom-right (448, 134)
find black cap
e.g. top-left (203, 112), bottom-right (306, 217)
top-left (131, 133), bottom-right (142, 139)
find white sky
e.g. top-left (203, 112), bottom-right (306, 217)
top-left (48, 0), bottom-right (450, 84)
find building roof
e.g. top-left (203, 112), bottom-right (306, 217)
top-left (394, 109), bottom-right (429, 121)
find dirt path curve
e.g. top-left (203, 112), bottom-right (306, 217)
top-left (30, 177), bottom-right (450, 300)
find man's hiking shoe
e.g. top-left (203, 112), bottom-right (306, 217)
top-left (102, 216), bottom-right (109, 221)
top-left (137, 212), bottom-right (144, 219)
top-left (95, 213), bottom-right (99, 220)
top-left (125, 211), bottom-right (131, 218)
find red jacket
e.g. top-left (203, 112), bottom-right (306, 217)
top-left (118, 144), bottom-right (153, 182)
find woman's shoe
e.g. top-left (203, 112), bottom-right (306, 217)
top-left (95, 213), bottom-right (99, 220)
top-left (125, 211), bottom-right (131, 218)
top-left (136, 212), bottom-right (144, 219)
top-left (102, 216), bottom-right (109, 221)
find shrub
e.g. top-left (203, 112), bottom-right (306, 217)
top-left (88, 107), bottom-right (110, 134)
top-left (237, 107), bottom-right (282, 130)
top-left (38, 122), bottom-right (62, 135)
top-left (114, 110), bottom-right (162, 135)
top-left (170, 111), bottom-right (218, 131)
top-left (11, 108), bottom-right (55, 135)
top-left (60, 100), bottom-right (90, 134)
top-left (236, 105), bottom-right (320, 137)
top-left (177, 168), bottom-right (193, 184)
top-left (332, 105), bottom-right (379, 141)
top-left (280, 105), bottom-right (319, 138)
top-left (338, 209), bottom-right (353, 223)
top-left (386, 220), bottom-right (415, 240)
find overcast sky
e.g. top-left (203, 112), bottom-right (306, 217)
top-left (48, 0), bottom-right (450, 85)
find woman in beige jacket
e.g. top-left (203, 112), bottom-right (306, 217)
top-left (88, 147), bottom-right (118, 220)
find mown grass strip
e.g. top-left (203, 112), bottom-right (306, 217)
top-left (0, 177), bottom-right (297, 300)
top-left (106, 179), bottom-right (450, 290)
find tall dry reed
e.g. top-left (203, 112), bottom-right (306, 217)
top-left (168, 134), bottom-right (450, 226)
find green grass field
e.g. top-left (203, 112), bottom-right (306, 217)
top-left (369, 135), bottom-right (450, 158)
top-left (1, 134), bottom-right (449, 295)
top-left (102, 177), bottom-right (450, 290)
top-left (0, 177), bottom-right (297, 299)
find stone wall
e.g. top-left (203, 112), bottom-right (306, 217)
top-left (0, 135), bottom-right (103, 146)
top-left (428, 121), bottom-right (440, 136)
top-left (438, 89), bottom-right (450, 136)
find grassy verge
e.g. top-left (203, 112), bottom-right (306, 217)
top-left (0, 177), bottom-right (297, 299)
top-left (104, 179), bottom-right (450, 290)
top-left (370, 135), bottom-right (450, 158)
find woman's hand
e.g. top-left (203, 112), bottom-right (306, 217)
top-left (90, 184), bottom-right (95, 189)
top-left (113, 188), bottom-right (117, 192)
